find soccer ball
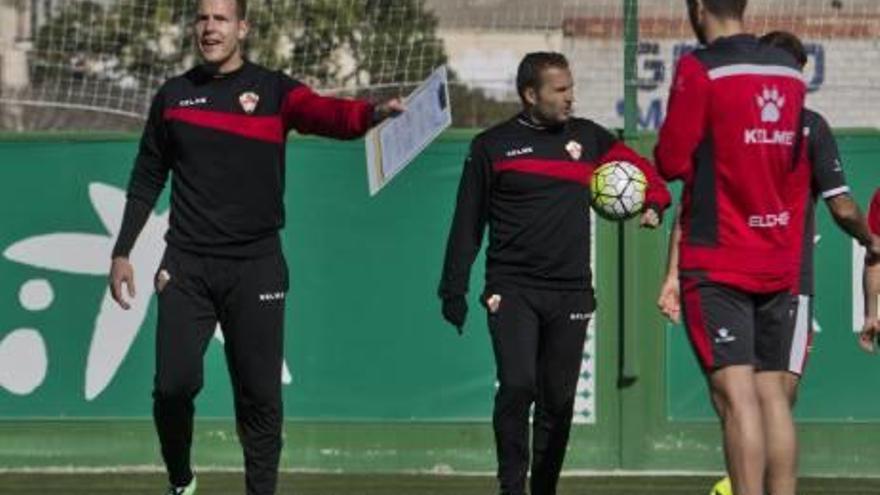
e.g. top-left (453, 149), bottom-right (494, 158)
top-left (589, 160), bottom-right (647, 221)
top-left (709, 476), bottom-right (732, 495)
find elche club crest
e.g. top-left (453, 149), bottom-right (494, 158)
top-left (565, 140), bottom-right (582, 160)
top-left (239, 91), bottom-right (259, 114)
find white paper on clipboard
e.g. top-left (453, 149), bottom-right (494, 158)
top-left (365, 65), bottom-right (451, 196)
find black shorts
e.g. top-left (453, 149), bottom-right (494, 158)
top-left (680, 274), bottom-right (809, 375)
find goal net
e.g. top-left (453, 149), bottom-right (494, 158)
top-left (6, 0), bottom-right (880, 130)
top-left (1, 0), bottom-right (878, 132)
top-left (0, 0), bottom-right (618, 131)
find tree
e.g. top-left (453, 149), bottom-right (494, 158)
top-left (28, 0), bottom-right (515, 127)
top-left (354, 0), bottom-right (447, 87)
top-left (247, 0), bottom-right (447, 90)
top-left (32, 0), bottom-right (191, 87)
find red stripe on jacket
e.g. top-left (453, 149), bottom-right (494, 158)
top-left (164, 107), bottom-right (284, 143)
top-left (494, 158), bottom-right (594, 185)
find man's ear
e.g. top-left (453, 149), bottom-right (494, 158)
top-left (237, 19), bottom-right (249, 41)
top-left (695, 0), bottom-right (706, 22)
top-left (522, 86), bottom-right (538, 107)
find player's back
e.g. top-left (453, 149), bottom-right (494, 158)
top-left (662, 34), bottom-right (807, 292)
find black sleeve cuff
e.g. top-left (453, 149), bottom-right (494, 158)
top-left (111, 197), bottom-right (153, 258)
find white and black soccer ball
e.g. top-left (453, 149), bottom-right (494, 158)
top-left (589, 160), bottom-right (647, 221)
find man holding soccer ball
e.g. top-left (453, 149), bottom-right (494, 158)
top-left (438, 51), bottom-right (670, 495)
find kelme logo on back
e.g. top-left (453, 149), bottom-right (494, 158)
top-left (744, 86), bottom-right (795, 146)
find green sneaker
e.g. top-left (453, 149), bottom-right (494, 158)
top-left (165, 476), bottom-right (197, 495)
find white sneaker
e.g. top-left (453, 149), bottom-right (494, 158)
top-left (165, 476), bottom-right (197, 495)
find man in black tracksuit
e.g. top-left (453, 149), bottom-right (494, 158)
top-left (438, 52), bottom-right (670, 495)
top-left (107, 1), bottom-right (402, 494)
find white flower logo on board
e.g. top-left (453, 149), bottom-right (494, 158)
top-left (3, 183), bottom-right (292, 400)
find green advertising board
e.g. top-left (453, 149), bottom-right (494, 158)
top-left (0, 137), bottom-right (477, 418)
top-left (0, 135), bottom-right (600, 425)
top-left (3, 131), bottom-right (879, 474)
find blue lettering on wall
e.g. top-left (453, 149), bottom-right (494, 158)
top-left (804, 43), bottom-right (825, 92)
top-left (616, 98), bottom-right (664, 130)
top-left (637, 42), bottom-right (665, 91)
top-left (617, 40), bottom-right (828, 130)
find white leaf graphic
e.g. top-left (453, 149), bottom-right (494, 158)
top-left (89, 183), bottom-right (125, 235)
top-left (85, 183), bottom-right (167, 400)
top-left (4, 234), bottom-right (113, 275)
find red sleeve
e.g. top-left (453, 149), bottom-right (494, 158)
top-left (654, 54), bottom-right (710, 182)
top-left (599, 141), bottom-right (671, 212)
top-left (870, 188), bottom-right (880, 236)
top-left (282, 84), bottom-right (375, 139)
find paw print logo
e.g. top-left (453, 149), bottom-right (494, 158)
top-left (756, 86), bottom-right (785, 123)
top-left (3, 183), bottom-right (292, 400)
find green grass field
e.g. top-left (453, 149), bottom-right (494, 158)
top-left (4, 472), bottom-right (880, 495)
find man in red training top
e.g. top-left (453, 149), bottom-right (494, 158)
top-left (658, 28), bottom-right (880, 495)
top-left (655, 1), bottom-right (809, 494)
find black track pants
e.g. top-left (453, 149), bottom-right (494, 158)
top-left (485, 287), bottom-right (592, 495)
top-left (152, 246), bottom-right (288, 495)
